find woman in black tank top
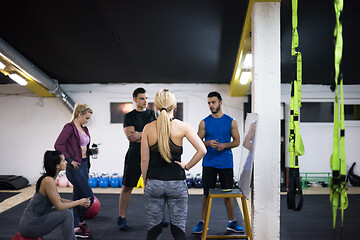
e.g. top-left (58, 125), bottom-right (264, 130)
top-left (141, 88), bottom-right (206, 240)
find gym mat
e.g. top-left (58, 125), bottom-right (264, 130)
top-left (281, 194), bottom-right (360, 240)
top-left (0, 192), bottom-right (19, 203)
top-left (0, 193), bottom-right (246, 240)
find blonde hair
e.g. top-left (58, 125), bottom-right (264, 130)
top-left (154, 89), bottom-right (176, 163)
top-left (71, 103), bottom-right (93, 121)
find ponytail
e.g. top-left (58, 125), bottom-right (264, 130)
top-left (157, 108), bottom-right (171, 163)
top-left (154, 89), bottom-right (177, 163)
top-left (36, 150), bottom-right (62, 191)
top-left (35, 175), bottom-right (47, 192)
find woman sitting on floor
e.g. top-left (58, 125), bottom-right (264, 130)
top-left (18, 150), bottom-right (90, 240)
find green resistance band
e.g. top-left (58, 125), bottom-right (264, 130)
top-left (287, 0), bottom-right (305, 212)
top-left (330, 0), bottom-right (348, 231)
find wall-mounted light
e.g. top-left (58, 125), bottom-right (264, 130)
top-left (0, 61), bottom-right (5, 70)
top-left (8, 73), bottom-right (28, 86)
top-left (240, 70), bottom-right (251, 85)
top-left (243, 53), bottom-right (252, 68)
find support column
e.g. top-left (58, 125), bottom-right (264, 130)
top-left (251, 2), bottom-right (281, 240)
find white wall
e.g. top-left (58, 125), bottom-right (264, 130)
top-left (282, 84), bottom-right (360, 175)
top-left (2, 83), bottom-right (359, 184)
top-left (0, 85), bottom-right (70, 183)
top-left (0, 83), bottom-right (245, 183)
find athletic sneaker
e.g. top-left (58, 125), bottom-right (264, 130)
top-left (79, 222), bottom-right (91, 235)
top-left (162, 216), bottom-right (169, 227)
top-left (227, 220), bottom-right (244, 233)
top-left (75, 227), bottom-right (90, 238)
top-left (117, 216), bottom-right (128, 230)
top-left (192, 221), bottom-right (204, 233)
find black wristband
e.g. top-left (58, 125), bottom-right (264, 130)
top-left (184, 164), bottom-right (188, 171)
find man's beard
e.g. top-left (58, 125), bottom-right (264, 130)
top-left (211, 105), bottom-right (221, 114)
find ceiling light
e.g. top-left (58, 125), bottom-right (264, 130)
top-left (9, 73), bottom-right (28, 86)
top-left (243, 53), bottom-right (252, 68)
top-left (0, 61), bottom-right (5, 70)
top-left (240, 71), bottom-right (251, 85)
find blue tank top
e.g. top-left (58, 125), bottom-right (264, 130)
top-left (203, 114), bottom-right (233, 169)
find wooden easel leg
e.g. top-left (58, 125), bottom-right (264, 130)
top-left (241, 195), bottom-right (252, 240)
top-left (202, 196), bottom-right (213, 240)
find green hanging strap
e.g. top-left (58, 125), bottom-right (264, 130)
top-left (287, 0), bottom-right (305, 211)
top-left (330, 0), bottom-right (348, 231)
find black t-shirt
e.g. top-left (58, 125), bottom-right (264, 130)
top-left (123, 109), bottom-right (155, 131)
top-left (123, 109), bottom-right (155, 148)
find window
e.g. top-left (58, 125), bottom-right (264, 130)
top-left (345, 104), bottom-right (360, 120)
top-left (148, 102), bottom-right (183, 121)
top-left (299, 102), bottom-right (360, 122)
top-left (174, 102), bottom-right (184, 121)
top-left (300, 102), bottom-right (333, 122)
top-left (110, 102), bottom-right (184, 123)
top-left (110, 102), bottom-right (133, 123)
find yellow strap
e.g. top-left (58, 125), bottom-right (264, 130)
top-left (288, 0), bottom-right (304, 169)
top-left (330, 0), bottom-right (348, 230)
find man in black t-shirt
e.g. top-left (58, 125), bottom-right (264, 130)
top-left (117, 87), bottom-right (156, 230)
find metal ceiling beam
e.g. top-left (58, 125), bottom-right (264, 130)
top-left (0, 36), bottom-right (75, 112)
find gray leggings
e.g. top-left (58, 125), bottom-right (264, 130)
top-left (144, 179), bottom-right (188, 240)
top-left (19, 208), bottom-right (75, 240)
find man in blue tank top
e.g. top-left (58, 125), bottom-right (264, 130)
top-left (192, 91), bottom-right (244, 234)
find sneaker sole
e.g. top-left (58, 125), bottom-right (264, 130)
top-left (192, 227), bottom-right (209, 234)
top-left (226, 227), bottom-right (245, 233)
top-left (192, 230), bottom-right (202, 234)
top-left (75, 234), bottom-right (90, 239)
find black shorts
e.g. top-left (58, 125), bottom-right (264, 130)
top-left (202, 166), bottom-right (234, 196)
top-left (122, 148), bottom-right (141, 188)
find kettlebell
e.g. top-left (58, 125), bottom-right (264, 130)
top-left (194, 173), bottom-right (203, 188)
top-left (99, 173), bottom-right (109, 188)
top-left (110, 173), bottom-right (120, 188)
top-left (186, 173), bottom-right (194, 188)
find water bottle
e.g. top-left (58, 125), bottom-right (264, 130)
top-left (91, 143), bottom-right (98, 159)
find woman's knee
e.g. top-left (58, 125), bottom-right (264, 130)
top-left (63, 209), bottom-right (74, 220)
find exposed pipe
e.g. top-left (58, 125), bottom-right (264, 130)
top-left (0, 37), bottom-right (75, 112)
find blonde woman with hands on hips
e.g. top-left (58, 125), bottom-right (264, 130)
top-left (141, 88), bottom-right (206, 240)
